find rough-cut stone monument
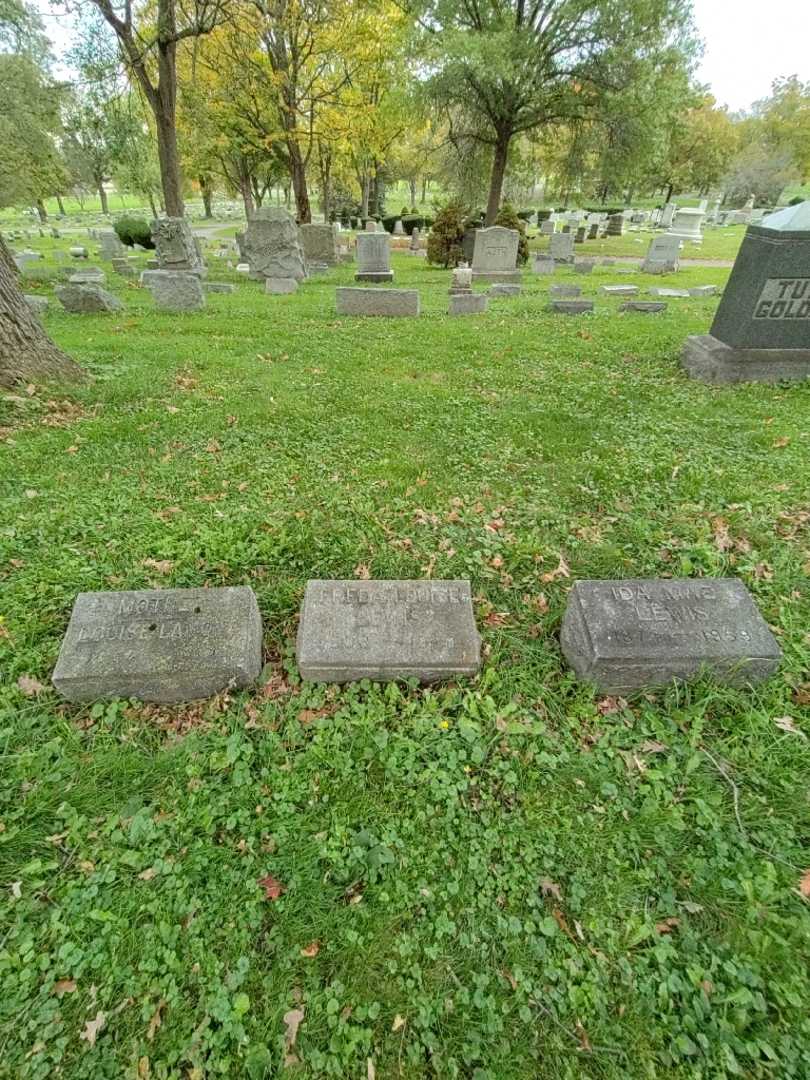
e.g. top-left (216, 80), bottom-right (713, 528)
top-left (152, 217), bottom-right (205, 273)
top-left (355, 232), bottom-right (393, 282)
top-left (549, 231), bottom-right (575, 264)
top-left (471, 226), bottom-right (521, 283)
top-left (682, 201), bottom-right (810, 383)
top-left (55, 283), bottom-right (123, 313)
top-left (642, 234), bottom-right (681, 274)
top-left (296, 580), bottom-right (480, 683)
top-left (336, 287), bottom-right (418, 317)
top-left (237, 208), bottom-right (306, 283)
top-left (52, 587), bottom-right (263, 703)
top-left (145, 270), bottom-right (206, 312)
top-left (99, 230), bottom-right (125, 260)
top-left (561, 579), bottom-right (780, 693)
top-left (299, 223), bottom-right (339, 267)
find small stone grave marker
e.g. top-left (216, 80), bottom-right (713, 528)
top-left (548, 300), bottom-right (593, 315)
top-left (336, 287), bottom-right (419, 316)
top-left (601, 284), bottom-right (639, 296)
top-left (355, 232), bottom-right (393, 282)
top-left (296, 580), bottom-right (480, 683)
top-left (471, 226), bottom-right (521, 283)
top-left (560, 579), bottom-right (780, 693)
top-left (620, 301), bottom-right (667, 314)
top-left (449, 293), bottom-right (487, 315)
top-left (550, 284), bottom-right (581, 298)
top-left (52, 587), bottom-right (263, 703)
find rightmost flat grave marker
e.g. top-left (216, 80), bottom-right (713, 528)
top-left (560, 579), bottom-right (780, 693)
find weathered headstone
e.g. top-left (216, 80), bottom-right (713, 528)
top-left (620, 301), bottom-right (667, 314)
top-left (548, 300), bottom-right (593, 314)
top-left (203, 281), bottom-right (236, 294)
top-left (488, 283), bottom-right (521, 297)
top-left (145, 270), bottom-right (205, 312)
top-left (296, 580), bottom-right (480, 683)
top-left (449, 266), bottom-right (473, 294)
top-left (471, 226), bottom-right (521, 283)
top-left (24, 294), bottom-right (48, 315)
top-left (336, 287), bottom-right (419, 317)
top-left (601, 284), bottom-right (639, 296)
top-left (449, 293), bottom-right (488, 315)
top-left (540, 220), bottom-right (555, 237)
top-left (365, 220), bottom-right (378, 232)
top-left (69, 267), bottom-right (106, 286)
top-left (299, 223), bottom-right (339, 267)
top-left (236, 208), bottom-right (306, 283)
top-left (111, 257), bottom-right (135, 278)
top-left (606, 213), bottom-right (624, 237)
top-left (355, 232), bottom-right (393, 282)
top-left (533, 255), bottom-right (555, 275)
top-left (668, 207), bottom-right (705, 245)
top-left (152, 217), bottom-right (205, 273)
top-left (659, 204), bottom-right (676, 229)
top-left (549, 231), bottom-right (575, 264)
top-left (573, 259), bottom-right (596, 275)
top-left (393, 219), bottom-right (404, 235)
top-left (52, 587), bottom-right (263, 703)
top-left (409, 227), bottom-right (421, 251)
top-left (99, 230), bottom-right (125, 260)
top-left (266, 277), bottom-right (298, 294)
top-left (55, 283), bottom-right (123, 313)
top-left (69, 246), bottom-right (88, 259)
top-left (688, 285), bottom-right (718, 297)
top-left (682, 201), bottom-right (810, 382)
top-left (642, 234), bottom-right (681, 274)
top-left (649, 287), bottom-right (690, 298)
top-left (550, 284), bottom-right (582, 298)
top-left (560, 579), bottom-right (780, 693)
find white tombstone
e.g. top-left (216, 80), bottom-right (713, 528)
top-left (471, 226), bottom-right (521, 283)
top-left (660, 203), bottom-right (677, 229)
top-left (668, 207), bottom-right (705, 246)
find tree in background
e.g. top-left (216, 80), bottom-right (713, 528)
top-left (420, 0), bottom-right (697, 223)
top-left (754, 77), bottom-right (810, 184)
top-left (88, 0), bottom-right (234, 216)
top-left (653, 93), bottom-right (738, 201)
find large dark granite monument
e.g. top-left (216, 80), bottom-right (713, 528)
top-left (560, 578), bottom-right (781, 693)
top-left (52, 587), bottom-right (263, 702)
top-left (682, 201), bottom-right (810, 383)
top-left (296, 580), bottom-right (480, 683)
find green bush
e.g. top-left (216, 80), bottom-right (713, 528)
top-left (426, 202), bottom-right (467, 267)
top-left (516, 209), bottom-right (534, 222)
top-left (788, 195), bottom-right (804, 206)
top-left (494, 202), bottom-right (529, 265)
top-left (114, 215), bottom-right (155, 249)
top-left (381, 214), bottom-right (434, 235)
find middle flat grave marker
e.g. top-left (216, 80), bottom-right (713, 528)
top-left (296, 580), bottom-right (481, 683)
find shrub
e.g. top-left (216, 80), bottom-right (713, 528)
top-left (537, 209), bottom-right (552, 222)
top-left (400, 205), bottom-right (409, 217)
top-left (381, 214), bottom-right (434, 235)
top-left (426, 202), bottom-right (467, 267)
top-left (114, 215), bottom-right (155, 249)
top-left (494, 202), bottom-right (529, 265)
top-left (788, 195), bottom-right (804, 206)
top-left (516, 209), bottom-right (534, 222)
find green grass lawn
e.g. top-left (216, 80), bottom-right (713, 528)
top-left (1, 245), bottom-right (809, 1079)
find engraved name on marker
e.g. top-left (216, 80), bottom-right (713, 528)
top-left (753, 278), bottom-right (810, 319)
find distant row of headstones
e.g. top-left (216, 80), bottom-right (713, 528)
top-left (50, 576), bottom-right (781, 704)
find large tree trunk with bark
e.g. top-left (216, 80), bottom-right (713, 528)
top-left (35, 199), bottom-right (48, 224)
top-left (0, 236), bottom-right (85, 388)
top-left (148, 191), bottom-right (158, 217)
top-left (288, 140), bottom-right (311, 222)
top-left (96, 179), bottom-right (109, 215)
top-left (409, 179), bottom-right (416, 209)
top-left (485, 128), bottom-right (512, 225)
top-left (200, 176), bottom-right (213, 218)
top-left (56, 194), bottom-right (66, 215)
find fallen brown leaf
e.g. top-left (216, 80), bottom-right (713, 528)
top-left (142, 558), bottom-right (173, 575)
top-left (391, 1014), bottom-right (406, 1032)
top-left (655, 917), bottom-right (680, 934)
top-left (80, 1011), bottom-right (106, 1048)
top-left (53, 979), bottom-right (77, 996)
top-left (147, 999), bottom-right (166, 1041)
top-left (138, 866), bottom-right (157, 881)
top-left (540, 878), bottom-right (562, 901)
top-left (774, 716), bottom-right (806, 738)
top-left (258, 873), bottom-right (285, 900)
top-left (283, 1007), bottom-right (304, 1056)
top-left (300, 940), bottom-right (320, 958)
top-left (17, 674), bottom-right (45, 697)
top-left (540, 555), bottom-right (570, 583)
top-left (798, 870), bottom-right (810, 899)
top-left (772, 436), bottom-right (790, 449)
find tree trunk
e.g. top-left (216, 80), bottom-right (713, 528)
top-left (665, 182), bottom-right (675, 203)
top-left (485, 129), bottom-right (512, 225)
top-left (148, 191), bottom-right (158, 218)
top-left (154, 101), bottom-right (183, 216)
top-left (200, 177), bottom-right (213, 218)
top-left (56, 193), bottom-right (66, 215)
top-left (35, 199), bottom-right (48, 224)
top-left (288, 141), bottom-right (311, 223)
top-left (360, 174), bottom-right (370, 218)
top-left (0, 235), bottom-right (85, 388)
top-left (239, 167), bottom-right (255, 219)
top-left (421, 178), bottom-right (427, 204)
top-left (409, 179), bottom-right (416, 209)
top-left (97, 181), bottom-right (109, 215)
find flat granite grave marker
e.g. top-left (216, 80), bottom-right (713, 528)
top-left (550, 284), bottom-right (582, 298)
top-left (449, 292), bottom-right (488, 315)
top-left (620, 301), bottom-right (667, 314)
top-left (601, 284), bottom-right (639, 296)
top-left (52, 587), bottom-right (263, 703)
top-left (296, 580), bottom-right (480, 683)
top-left (560, 579), bottom-right (780, 693)
top-left (548, 300), bottom-right (593, 315)
top-left (336, 287), bottom-right (419, 317)
top-left (682, 201), bottom-right (810, 383)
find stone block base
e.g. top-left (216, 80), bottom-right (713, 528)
top-left (471, 270), bottom-right (522, 284)
top-left (682, 334), bottom-right (810, 384)
top-left (449, 293), bottom-right (488, 316)
top-left (355, 271), bottom-right (394, 282)
top-left (337, 287), bottom-right (419, 317)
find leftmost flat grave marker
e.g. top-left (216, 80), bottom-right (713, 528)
top-left (52, 587), bottom-right (263, 703)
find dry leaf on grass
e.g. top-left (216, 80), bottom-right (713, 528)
top-left (540, 555), bottom-right (570, 583)
top-left (258, 873), bottom-right (284, 900)
top-left (798, 870), bottom-right (810, 899)
top-left (300, 941), bottom-right (320, 958)
top-left (283, 1007), bottom-right (304, 1062)
top-left (138, 866), bottom-right (157, 881)
top-left (80, 1011), bottom-right (106, 1047)
top-left (655, 917), bottom-right (680, 934)
top-left (391, 1014), bottom-right (407, 1032)
top-left (142, 558), bottom-right (173, 575)
top-left (772, 436), bottom-right (790, 449)
top-left (17, 674), bottom-right (45, 697)
top-left (53, 979), bottom-right (77, 996)
top-left (539, 878), bottom-right (562, 901)
top-left (774, 716), bottom-right (806, 738)
top-left (147, 999), bottom-right (166, 1041)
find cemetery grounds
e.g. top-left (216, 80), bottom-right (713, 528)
top-left (0, 221), bottom-right (809, 1079)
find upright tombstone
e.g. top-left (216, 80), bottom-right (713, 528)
top-left (152, 217), bottom-right (205, 274)
top-left (296, 580), bottom-right (480, 683)
top-left (668, 207), bottom-right (705, 246)
top-left (299, 223), bottom-right (339, 267)
top-left (55, 283), bottom-right (122, 313)
top-left (145, 270), bottom-right (206, 312)
top-left (393, 219), bottom-right (405, 235)
top-left (99, 230), bottom-right (125, 260)
top-left (560, 578), bottom-right (780, 693)
top-left (682, 200), bottom-right (810, 383)
top-left (409, 227), bottom-right (421, 251)
top-left (606, 213), bottom-right (625, 237)
top-left (355, 231), bottom-right (393, 282)
top-left (237, 207), bottom-right (306, 283)
top-left (660, 203), bottom-right (677, 229)
top-left (540, 220), bottom-right (555, 237)
top-left (365, 220), bottom-right (378, 232)
top-left (52, 587), bottom-right (263, 703)
top-left (549, 231), bottom-right (575, 264)
top-left (642, 234), bottom-right (681, 274)
top-left (471, 226), bottom-right (521, 283)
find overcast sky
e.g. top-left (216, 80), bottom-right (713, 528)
top-left (36, 0), bottom-right (810, 115)
top-left (692, 0), bottom-right (809, 111)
